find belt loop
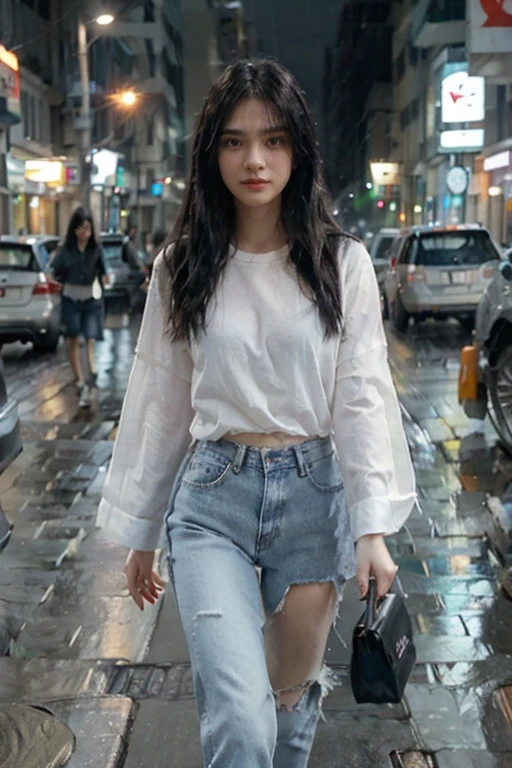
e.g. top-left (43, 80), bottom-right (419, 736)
top-left (293, 445), bottom-right (308, 477)
top-left (232, 443), bottom-right (248, 474)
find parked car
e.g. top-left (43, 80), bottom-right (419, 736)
top-left (1, 235), bottom-right (61, 270)
top-left (0, 357), bottom-right (22, 552)
top-left (100, 233), bottom-right (146, 311)
top-left (459, 257), bottom-right (512, 453)
top-left (382, 224), bottom-right (502, 333)
top-left (0, 238), bottom-right (62, 351)
top-left (369, 227), bottom-right (400, 282)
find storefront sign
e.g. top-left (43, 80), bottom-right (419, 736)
top-left (441, 66), bottom-right (485, 124)
top-left (468, 0), bottom-right (512, 53)
top-left (25, 160), bottom-right (65, 184)
top-left (370, 162), bottom-right (400, 186)
top-left (483, 151), bottom-right (511, 172)
top-left (0, 44), bottom-right (20, 123)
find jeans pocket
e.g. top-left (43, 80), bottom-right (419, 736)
top-left (181, 454), bottom-right (232, 489)
top-left (304, 451), bottom-right (344, 492)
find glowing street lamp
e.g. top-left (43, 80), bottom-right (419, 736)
top-left (96, 14), bottom-right (114, 25)
top-left (118, 90), bottom-right (138, 107)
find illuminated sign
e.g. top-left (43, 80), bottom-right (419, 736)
top-left (439, 129), bottom-right (484, 151)
top-left (25, 160), bottom-right (65, 184)
top-left (90, 149), bottom-right (118, 186)
top-left (441, 66), bottom-right (485, 124)
top-left (468, 0), bottom-right (512, 53)
top-left (0, 44), bottom-right (20, 122)
top-left (370, 162), bottom-right (400, 186)
top-left (483, 151), bottom-right (511, 172)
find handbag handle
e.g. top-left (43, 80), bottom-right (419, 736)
top-left (363, 576), bottom-right (378, 628)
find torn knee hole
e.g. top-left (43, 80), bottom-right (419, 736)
top-left (275, 679), bottom-right (315, 712)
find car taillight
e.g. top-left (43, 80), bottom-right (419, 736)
top-left (32, 274), bottom-right (61, 296)
top-left (482, 265), bottom-right (495, 279)
top-left (406, 266), bottom-right (425, 283)
top-left (390, 257), bottom-right (397, 269)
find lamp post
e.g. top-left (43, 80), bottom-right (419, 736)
top-left (77, 12), bottom-right (114, 210)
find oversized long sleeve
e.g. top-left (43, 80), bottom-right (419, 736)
top-left (96, 254), bottom-right (194, 550)
top-left (332, 241), bottom-right (417, 543)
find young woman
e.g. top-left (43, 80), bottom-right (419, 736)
top-left (52, 208), bottom-right (107, 407)
top-left (97, 58), bottom-right (416, 766)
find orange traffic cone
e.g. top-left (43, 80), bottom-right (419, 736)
top-left (458, 345), bottom-right (479, 402)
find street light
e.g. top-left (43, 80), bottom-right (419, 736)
top-left (117, 90), bottom-right (138, 108)
top-left (78, 12), bottom-right (115, 208)
top-left (96, 14), bottom-right (114, 25)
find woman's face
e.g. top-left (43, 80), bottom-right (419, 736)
top-left (218, 97), bottom-right (293, 210)
top-left (75, 220), bottom-right (92, 245)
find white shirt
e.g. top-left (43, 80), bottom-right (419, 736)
top-left (97, 239), bottom-right (416, 551)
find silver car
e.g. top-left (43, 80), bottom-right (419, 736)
top-left (0, 239), bottom-right (62, 351)
top-left (383, 225), bottom-right (502, 332)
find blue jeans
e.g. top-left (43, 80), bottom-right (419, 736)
top-left (166, 436), bottom-right (355, 767)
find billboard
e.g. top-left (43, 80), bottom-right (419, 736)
top-left (441, 69), bottom-right (485, 123)
top-left (468, 0), bottom-right (512, 53)
top-left (438, 63), bottom-right (485, 154)
top-left (0, 45), bottom-right (20, 124)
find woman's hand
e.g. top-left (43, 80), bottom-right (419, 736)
top-left (355, 533), bottom-right (398, 600)
top-left (124, 549), bottom-right (166, 611)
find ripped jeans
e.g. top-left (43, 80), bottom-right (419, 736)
top-left (166, 436), bottom-right (356, 767)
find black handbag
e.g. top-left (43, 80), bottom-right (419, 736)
top-left (350, 575), bottom-right (416, 704)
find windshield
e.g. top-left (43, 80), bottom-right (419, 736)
top-left (102, 242), bottom-right (123, 264)
top-left (413, 231), bottom-right (500, 267)
top-left (0, 245), bottom-right (38, 271)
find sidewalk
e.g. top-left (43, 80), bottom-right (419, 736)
top-left (1, 321), bottom-right (512, 767)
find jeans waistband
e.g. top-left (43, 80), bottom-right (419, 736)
top-left (193, 435), bottom-right (335, 476)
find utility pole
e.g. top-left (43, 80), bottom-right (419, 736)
top-left (77, 18), bottom-right (92, 210)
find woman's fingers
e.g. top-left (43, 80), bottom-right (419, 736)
top-left (356, 534), bottom-right (398, 600)
top-left (124, 551), bottom-right (166, 611)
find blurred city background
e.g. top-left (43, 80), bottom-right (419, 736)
top-left (1, 2), bottom-right (512, 767)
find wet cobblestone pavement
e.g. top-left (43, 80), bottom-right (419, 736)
top-left (1, 315), bottom-right (512, 767)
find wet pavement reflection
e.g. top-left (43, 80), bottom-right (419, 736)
top-left (0, 311), bottom-right (512, 766)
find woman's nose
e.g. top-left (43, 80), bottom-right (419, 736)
top-left (244, 146), bottom-right (265, 171)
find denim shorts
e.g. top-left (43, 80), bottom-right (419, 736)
top-left (166, 435), bottom-right (356, 616)
top-left (61, 296), bottom-right (104, 341)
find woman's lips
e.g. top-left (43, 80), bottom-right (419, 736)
top-left (242, 180), bottom-right (269, 190)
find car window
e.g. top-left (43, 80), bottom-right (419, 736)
top-left (0, 245), bottom-right (38, 271)
top-left (38, 244), bottom-right (50, 268)
top-left (373, 236), bottom-right (395, 261)
top-left (102, 243), bottom-right (123, 264)
top-left (414, 231), bottom-right (500, 267)
top-left (398, 238), bottom-right (412, 265)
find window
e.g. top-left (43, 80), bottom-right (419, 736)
top-left (414, 231), bottom-right (500, 266)
top-left (29, 95), bottom-right (37, 141)
top-left (147, 116), bottom-right (155, 146)
top-left (21, 91), bottom-right (29, 138)
top-left (395, 50), bottom-right (406, 82)
top-left (411, 98), bottom-right (419, 122)
top-left (496, 85), bottom-right (506, 143)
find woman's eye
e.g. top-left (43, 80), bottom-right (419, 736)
top-left (268, 136), bottom-right (285, 147)
top-left (225, 138), bottom-right (241, 148)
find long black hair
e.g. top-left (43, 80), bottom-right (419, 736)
top-left (165, 57), bottom-right (350, 342)
top-left (64, 207), bottom-right (99, 253)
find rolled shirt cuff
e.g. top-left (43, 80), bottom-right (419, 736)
top-left (350, 492), bottom-right (418, 543)
top-left (96, 497), bottom-right (164, 551)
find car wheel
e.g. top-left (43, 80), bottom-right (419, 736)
top-left (488, 345), bottom-right (512, 454)
top-left (34, 329), bottom-right (60, 353)
top-left (393, 292), bottom-right (409, 333)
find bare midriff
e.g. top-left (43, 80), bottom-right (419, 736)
top-left (222, 431), bottom-right (318, 449)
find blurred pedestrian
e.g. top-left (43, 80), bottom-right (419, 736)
top-left (98, 58), bottom-right (416, 766)
top-left (52, 208), bottom-right (108, 407)
top-left (121, 225), bottom-right (141, 270)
